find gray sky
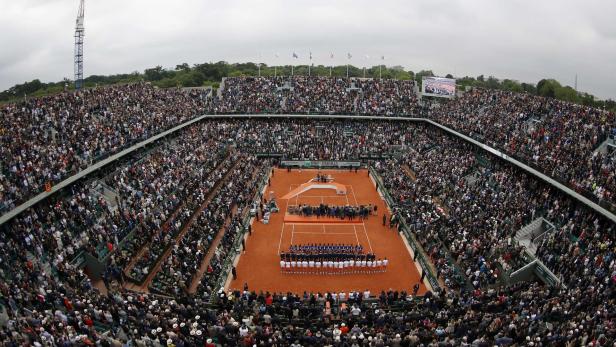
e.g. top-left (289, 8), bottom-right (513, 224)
top-left (1, 0), bottom-right (615, 99)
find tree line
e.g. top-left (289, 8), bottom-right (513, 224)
top-left (1, 61), bottom-right (614, 111)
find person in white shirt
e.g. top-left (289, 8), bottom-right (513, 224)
top-left (349, 259), bottom-right (355, 274)
top-left (339, 292), bottom-right (346, 302)
top-left (280, 260), bottom-right (285, 273)
top-left (343, 260), bottom-right (349, 275)
top-left (315, 261), bottom-right (322, 275)
top-left (308, 260), bottom-right (315, 274)
top-left (383, 257), bottom-right (389, 272)
top-left (363, 289), bottom-right (370, 299)
top-left (376, 259), bottom-right (383, 272)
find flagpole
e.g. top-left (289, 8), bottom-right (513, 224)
top-left (274, 53), bottom-right (278, 77)
top-left (346, 53), bottom-right (351, 78)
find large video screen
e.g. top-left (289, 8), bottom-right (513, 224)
top-left (422, 76), bottom-right (456, 98)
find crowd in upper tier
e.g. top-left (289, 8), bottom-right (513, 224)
top-left (0, 83), bottom-right (210, 214)
top-left (2, 78), bottom-right (615, 214)
top-left (427, 88), bottom-right (616, 210)
top-left (0, 118), bottom-right (614, 345)
top-left (211, 76), bottom-right (419, 116)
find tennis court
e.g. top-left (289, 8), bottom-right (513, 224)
top-left (228, 168), bottom-right (427, 295)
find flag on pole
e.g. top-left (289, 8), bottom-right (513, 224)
top-left (309, 51), bottom-right (312, 60)
top-left (292, 52), bottom-right (299, 59)
top-left (381, 55), bottom-right (385, 60)
top-left (347, 53), bottom-right (352, 59)
top-left (330, 52), bottom-right (334, 59)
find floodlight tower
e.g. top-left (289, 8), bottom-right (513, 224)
top-left (74, 0), bottom-right (85, 89)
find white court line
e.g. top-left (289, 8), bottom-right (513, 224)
top-left (344, 189), bottom-right (350, 205)
top-left (277, 185), bottom-right (292, 253)
top-left (277, 222), bottom-right (285, 254)
top-left (298, 195), bottom-right (347, 198)
top-left (353, 225), bottom-right (360, 245)
top-left (361, 222), bottom-right (373, 253)
top-left (323, 225), bottom-right (326, 233)
top-left (349, 185), bottom-right (359, 205)
top-left (292, 231), bottom-right (356, 235)
top-left (284, 222), bottom-right (364, 226)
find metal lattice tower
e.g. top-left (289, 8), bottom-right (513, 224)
top-left (74, 0), bottom-right (85, 89)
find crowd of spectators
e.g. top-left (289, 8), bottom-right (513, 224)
top-left (122, 150), bottom-right (237, 284)
top-left (210, 77), bottom-right (418, 116)
top-left (212, 77), bottom-right (616, 209)
top-left (428, 88), bottom-right (616, 207)
top-left (375, 125), bottom-right (615, 297)
top-left (0, 83), bottom-right (210, 214)
top-left (0, 114), bottom-right (615, 345)
top-left (150, 156), bottom-right (266, 296)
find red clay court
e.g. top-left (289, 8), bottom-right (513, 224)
top-left (228, 168), bottom-right (427, 295)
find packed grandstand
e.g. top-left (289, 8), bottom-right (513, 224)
top-left (0, 77), bottom-right (615, 345)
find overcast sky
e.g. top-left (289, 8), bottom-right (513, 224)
top-left (0, 0), bottom-right (614, 99)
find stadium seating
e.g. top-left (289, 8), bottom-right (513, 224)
top-left (0, 87), bottom-right (614, 345)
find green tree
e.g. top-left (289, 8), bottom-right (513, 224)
top-left (537, 79), bottom-right (561, 98)
top-left (555, 85), bottom-right (579, 102)
top-left (144, 66), bottom-right (165, 81)
top-left (175, 63), bottom-right (190, 71)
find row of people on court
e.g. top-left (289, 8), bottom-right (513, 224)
top-left (314, 173), bottom-right (332, 182)
top-left (289, 203), bottom-right (375, 219)
top-left (287, 243), bottom-right (364, 255)
top-left (280, 252), bottom-right (377, 262)
top-left (280, 257), bottom-right (389, 274)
